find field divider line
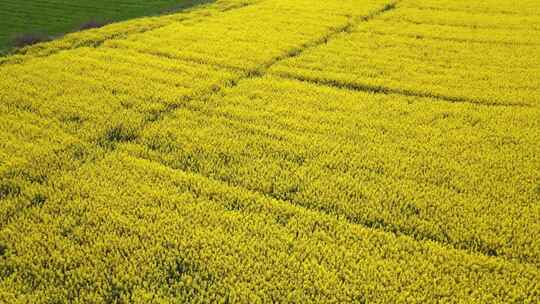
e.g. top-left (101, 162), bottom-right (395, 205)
top-left (382, 19), bottom-right (540, 32)
top-left (402, 5), bottom-right (539, 17)
top-left (269, 71), bottom-right (534, 108)
top-left (360, 29), bottom-right (540, 47)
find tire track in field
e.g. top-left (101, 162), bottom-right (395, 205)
top-left (363, 30), bottom-right (540, 46)
top-left (269, 71), bottom-right (534, 108)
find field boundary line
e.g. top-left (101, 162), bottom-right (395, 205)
top-left (359, 29), bottom-right (540, 47)
top-left (269, 71), bottom-right (534, 108)
top-left (401, 5), bottom-right (540, 17)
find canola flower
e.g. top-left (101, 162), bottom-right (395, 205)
top-left (1, 0), bottom-right (539, 302)
top-left (1, 151), bottom-right (539, 303)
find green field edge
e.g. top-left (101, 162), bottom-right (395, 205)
top-left (0, 0), bottom-right (251, 64)
top-left (0, 0), bottom-right (215, 56)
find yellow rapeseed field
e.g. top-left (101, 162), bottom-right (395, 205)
top-left (1, 0), bottom-right (539, 302)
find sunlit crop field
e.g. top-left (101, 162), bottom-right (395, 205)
top-left (1, 0), bottom-right (539, 302)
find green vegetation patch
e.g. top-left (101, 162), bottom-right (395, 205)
top-left (0, 0), bottom-right (212, 52)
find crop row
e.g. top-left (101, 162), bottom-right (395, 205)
top-left (401, 0), bottom-right (540, 16)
